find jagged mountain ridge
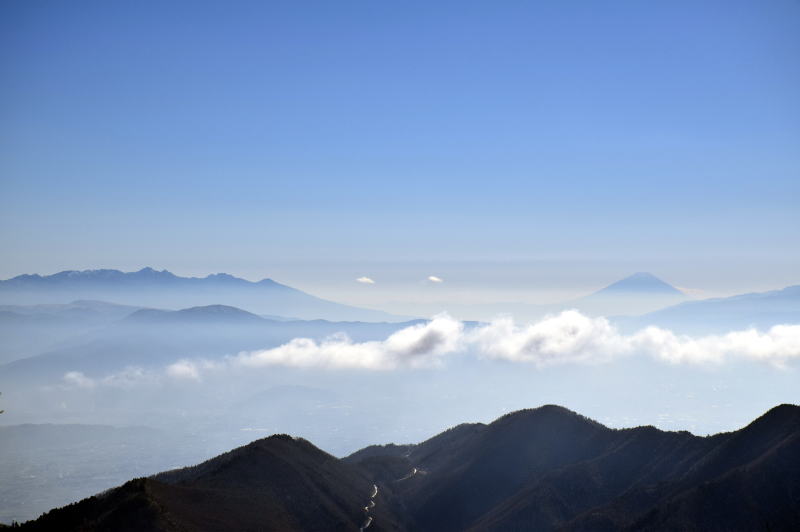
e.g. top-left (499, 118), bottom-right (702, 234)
top-left (18, 404), bottom-right (800, 531)
top-left (0, 268), bottom-right (409, 322)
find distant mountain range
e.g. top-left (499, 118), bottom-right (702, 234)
top-left (456, 273), bottom-right (798, 330)
top-left (620, 284), bottom-right (800, 334)
top-left (6, 268), bottom-right (798, 329)
top-left (0, 269), bottom-right (694, 323)
top-left (16, 404), bottom-right (800, 531)
top-left (0, 300), bottom-right (146, 363)
top-left (1, 277), bottom-right (798, 372)
top-left (0, 268), bottom-right (410, 322)
top-left (0, 303), bottom-right (424, 378)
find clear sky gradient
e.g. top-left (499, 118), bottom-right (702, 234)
top-left (1, 0), bottom-right (798, 308)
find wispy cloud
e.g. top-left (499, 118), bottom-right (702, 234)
top-left (166, 360), bottom-right (201, 380)
top-left (356, 276), bottom-right (375, 284)
top-left (165, 359), bottom-right (223, 381)
top-left (63, 371), bottom-right (96, 389)
top-left (427, 275), bottom-right (444, 283)
top-left (61, 367), bottom-right (156, 390)
top-left (674, 286), bottom-right (715, 299)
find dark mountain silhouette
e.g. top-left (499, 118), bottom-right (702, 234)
top-left (0, 268), bottom-right (410, 322)
top-left (620, 284), bottom-right (800, 334)
top-left (18, 404), bottom-right (800, 531)
top-left (22, 435), bottom-right (405, 531)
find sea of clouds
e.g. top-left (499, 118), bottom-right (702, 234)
top-left (62, 310), bottom-right (800, 388)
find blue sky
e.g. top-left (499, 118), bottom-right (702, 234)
top-left (1, 0), bottom-right (798, 306)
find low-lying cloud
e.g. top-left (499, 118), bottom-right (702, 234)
top-left (473, 311), bottom-right (800, 368)
top-left (234, 314), bottom-right (463, 370)
top-left (472, 311), bottom-right (627, 367)
top-left (231, 311), bottom-right (800, 371)
top-left (61, 311), bottom-right (800, 388)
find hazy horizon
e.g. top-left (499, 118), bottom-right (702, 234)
top-left (1, 1), bottom-right (798, 528)
top-left (1, 262), bottom-right (797, 318)
top-left (2, 1), bottom-right (798, 308)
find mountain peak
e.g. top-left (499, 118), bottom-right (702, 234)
top-left (177, 304), bottom-right (263, 321)
top-left (205, 272), bottom-right (235, 280)
top-left (491, 404), bottom-right (602, 431)
top-left (125, 304), bottom-right (265, 324)
top-left (748, 403), bottom-right (800, 431)
top-left (596, 272), bottom-right (684, 296)
top-left (135, 267), bottom-right (175, 278)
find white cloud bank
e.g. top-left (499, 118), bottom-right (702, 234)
top-left (61, 311), bottom-right (800, 388)
top-left (427, 275), bottom-right (444, 283)
top-left (231, 311), bottom-right (800, 371)
top-left (234, 315), bottom-right (463, 370)
top-left (356, 277), bottom-right (375, 284)
top-left (473, 312), bottom-right (800, 368)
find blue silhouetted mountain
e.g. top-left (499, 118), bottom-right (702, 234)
top-left (563, 272), bottom-right (687, 316)
top-left (0, 268), bottom-right (410, 322)
top-left (0, 303), bottom-right (425, 380)
top-left (18, 404), bottom-right (800, 531)
top-left (124, 304), bottom-right (266, 325)
top-left (591, 272), bottom-right (685, 296)
top-left (446, 273), bottom-right (689, 321)
top-left (481, 272), bottom-right (688, 319)
top-left (620, 284), bottom-right (800, 334)
top-left (0, 300), bottom-right (145, 364)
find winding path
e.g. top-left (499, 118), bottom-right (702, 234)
top-left (359, 484), bottom-right (379, 531)
top-left (397, 467), bottom-right (418, 481)
top-left (359, 466), bottom-right (420, 531)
